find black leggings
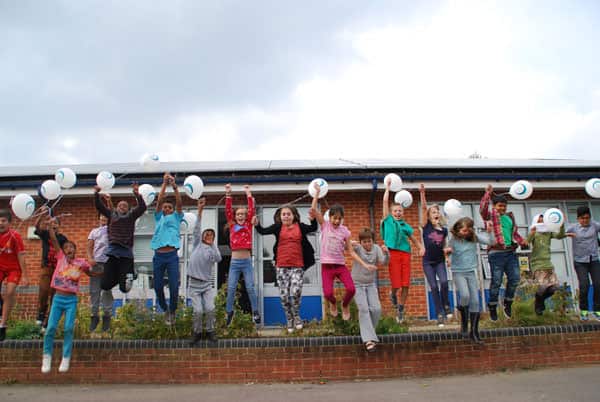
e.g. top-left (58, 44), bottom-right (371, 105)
top-left (574, 260), bottom-right (600, 312)
top-left (101, 256), bottom-right (134, 293)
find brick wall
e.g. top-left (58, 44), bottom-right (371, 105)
top-left (1, 323), bottom-right (599, 383)
top-left (2, 188), bottom-right (592, 320)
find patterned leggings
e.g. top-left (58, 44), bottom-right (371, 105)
top-left (277, 267), bottom-right (304, 322)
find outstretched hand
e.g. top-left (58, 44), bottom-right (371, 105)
top-left (132, 182), bottom-right (139, 195)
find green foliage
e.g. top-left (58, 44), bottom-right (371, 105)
top-left (485, 283), bottom-right (578, 328)
top-left (6, 320), bottom-right (42, 340)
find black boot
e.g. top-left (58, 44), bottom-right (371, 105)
top-left (534, 293), bottom-right (545, 316)
top-left (89, 315), bottom-right (100, 332)
top-left (488, 304), bottom-right (498, 321)
top-left (469, 312), bottom-right (484, 345)
top-left (190, 331), bottom-right (203, 346)
top-left (457, 306), bottom-right (469, 337)
top-left (503, 300), bottom-right (513, 319)
top-left (205, 331), bottom-right (217, 343)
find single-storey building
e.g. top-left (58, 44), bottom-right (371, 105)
top-left (1, 158), bottom-right (598, 325)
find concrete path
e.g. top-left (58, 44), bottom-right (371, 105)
top-left (1, 365), bottom-right (596, 402)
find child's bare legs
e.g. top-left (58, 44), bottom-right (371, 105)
top-left (399, 286), bottom-right (409, 306)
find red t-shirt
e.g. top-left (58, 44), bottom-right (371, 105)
top-left (0, 229), bottom-right (25, 271)
top-left (276, 223), bottom-right (303, 268)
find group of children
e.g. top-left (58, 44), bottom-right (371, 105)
top-left (1, 176), bottom-right (599, 372)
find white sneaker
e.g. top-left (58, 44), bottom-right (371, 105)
top-left (124, 273), bottom-right (134, 292)
top-left (41, 354), bottom-right (52, 374)
top-left (58, 357), bottom-right (70, 373)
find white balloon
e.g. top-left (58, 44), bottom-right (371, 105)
top-left (138, 184), bottom-right (156, 206)
top-left (509, 180), bottom-right (533, 200)
top-left (54, 168), bottom-right (77, 189)
top-left (40, 180), bottom-right (61, 201)
top-left (384, 173), bottom-right (403, 192)
top-left (308, 178), bottom-right (329, 198)
top-left (394, 190), bottom-right (413, 208)
top-left (543, 208), bottom-right (564, 232)
top-left (183, 175), bottom-right (204, 199)
top-left (443, 199), bottom-right (462, 217)
top-left (585, 178), bottom-right (600, 198)
top-left (11, 193), bottom-right (36, 220)
top-left (180, 212), bottom-right (198, 233)
top-left (96, 171), bottom-right (116, 191)
top-left (140, 153), bottom-right (160, 171)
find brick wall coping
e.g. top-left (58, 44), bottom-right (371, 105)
top-left (2, 322), bottom-right (599, 350)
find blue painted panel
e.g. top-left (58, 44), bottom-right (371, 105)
top-left (263, 296), bottom-right (323, 326)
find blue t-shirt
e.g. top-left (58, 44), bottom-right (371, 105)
top-left (151, 211), bottom-right (184, 250)
top-left (422, 222), bottom-right (447, 263)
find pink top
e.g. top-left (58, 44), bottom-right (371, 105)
top-left (225, 195), bottom-right (255, 251)
top-left (50, 250), bottom-right (91, 294)
top-left (320, 221), bottom-right (351, 265)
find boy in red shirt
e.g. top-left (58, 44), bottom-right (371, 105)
top-left (0, 209), bottom-right (28, 341)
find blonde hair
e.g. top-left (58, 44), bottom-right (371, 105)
top-left (427, 204), bottom-right (447, 226)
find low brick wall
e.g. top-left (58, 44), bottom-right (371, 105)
top-left (2, 323), bottom-right (600, 384)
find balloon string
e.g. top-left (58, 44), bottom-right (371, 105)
top-left (115, 173), bottom-right (129, 181)
top-left (285, 192), bottom-right (311, 205)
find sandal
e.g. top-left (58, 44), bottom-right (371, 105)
top-left (365, 341), bottom-right (376, 352)
top-left (342, 305), bottom-right (351, 321)
top-left (329, 302), bottom-right (338, 317)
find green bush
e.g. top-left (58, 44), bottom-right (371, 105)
top-left (6, 320), bottom-right (42, 340)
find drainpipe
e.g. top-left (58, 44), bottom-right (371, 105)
top-left (368, 178), bottom-right (379, 287)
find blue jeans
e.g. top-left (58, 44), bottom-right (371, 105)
top-left (43, 293), bottom-right (77, 358)
top-left (423, 260), bottom-right (449, 315)
top-left (153, 250), bottom-right (180, 313)
top-left (226, 258), bottom-right (258, 313)
top-left (454, 270), bottom-right (480, 312)
top-left (488, 251), bottom-right (520, 305)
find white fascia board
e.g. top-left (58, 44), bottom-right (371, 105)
top-left (0, 180), bottom-right (587, 198)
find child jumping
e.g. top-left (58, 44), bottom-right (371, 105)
top-left (528, 214), bottom-right (569, 316)
top-left (42, 216), bottom-right (97, 373)
top-left (188, 198), bottom-right (222, 344)
top-left (0, 209), bottom-right (28, 342)
top-left (312, 183), bottom-right (364, 320)
top-left (479, 184), bottom-right (528, 320)
top-left (381, 179), bottom-right (423, 322)
top-left (225, 183), bottom-right (260, 325)
top-left (448, 217), bottom-right (494, 345)
top-left (352, 228), bottom-right (389, 351)
top-left (254, 201), bottom-right (318, 332)
top-left (151, 173), bottom-right (184, 325)
top-left (419, 183), bottom-right (451, 326)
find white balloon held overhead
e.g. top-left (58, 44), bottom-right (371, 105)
top-left (308, 178), bottom-right (329, 199)
top-left (543, 208), bottom-right (564, 233)
top-left (394, 190), bottom-right (413, 208)
top-left (96, 171), bottom-right (116, 191)
top-left (180, 212), bottom-right (198, 233)
top-left (140, 153), bottom-right (160, 171)
top-left (509, 180), bottom-right (533, 200)
top-left (585, 178), bottom-right (600, 199)
top-left (40, 180), bottom-right (61, 201)
top-left (183, 175), bottom-right (204, 199)
top-left (443, 199), bottom-right (462, 217)
top-left (138, 184), bottom-right (157, 206)
top-left (55, 167), bottom-right (77, 189)
top-left (384, 173), bottom-right (403, 192)
top-left (11, 193), bottom-right (36, 220)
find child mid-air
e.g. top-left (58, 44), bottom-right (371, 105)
top-left (41, 216), bottom-right (98, 373)
top-left (188, 198), bottom-right (222, 345)
top-left (528, 214), bottom-right (570, 316)
top-left (381, 179), bottom-right (423, 323)
top-left (447, 217), bottom-right (494, 345)
top-left (351, 228), bottom-right (389, 352)
top-left (419, 183), bottom-right (451, 326)
top-left (254, 202), bottom-right (318, 333)
top-left (224, 183), bottom-right (260, 326)
top-left (312, 183), bottom-right (366, 320)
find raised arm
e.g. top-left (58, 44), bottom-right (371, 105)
top-left (47, 217), bottom-right (61, 252)
top-left (192, 197), bottom-right (206, 249)
top-left (382, 178), bottom-right (391, 218)
top-left (419, 183), bottom-right (428, 227)
top-left (94, 186), bottom-right (112, 218)
top-left (311, 182), bottom-right (324, 226)
top-left (130, 182), bottom-right (148, 219)
top-left (479, 184), bottom-right (493, 221)
top-left (224, 183), bottom-right (233, 224)
top-left (244, 185), bottom-right (254, 222)
top-left (155, 172), bottom-right (171, 212)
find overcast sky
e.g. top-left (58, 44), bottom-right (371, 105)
top-left (1, 0), bottom-right (599, 167)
